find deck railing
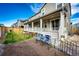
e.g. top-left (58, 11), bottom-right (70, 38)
top-left (24, 27), bottom-right (59, 33)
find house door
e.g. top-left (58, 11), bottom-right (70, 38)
top-left (52, 19), bottom-right (60, 30)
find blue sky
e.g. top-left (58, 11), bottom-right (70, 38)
top-left (0, 3), bottom-right (44, 27)
top-left (0, 3), bottom-right (79, 27)
top-left (71, 3), bottom-right (79, 24)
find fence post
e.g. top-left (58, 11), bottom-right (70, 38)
top-left (60, 40), bottom-right (62, 51)
top-left (70, 42), bottom-right (72, 56)
top-left (72, 42), bottom-right (74, 56)
top-left (63, 41), bottom-right (64, 52)
top-left (76, 42), bottom-right (77, 56)
top-left (65, 40), bottom-right (68, 55)
top-left (77, 42), bottom-right (79, 56)
top-left (54, 39), bottom-right (56, 48)
top-left (69, 41), bottom-right (71, 55)
top-left (66, 41), bottom-right (69, 54)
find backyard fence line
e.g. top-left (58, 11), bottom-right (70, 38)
top-left (0, 27), bottom-right (7, 39)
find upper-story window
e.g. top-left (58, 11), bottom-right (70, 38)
top-left (41, 8), bottom-right (45, 16)
top-left (56, 3), bottom-right (62, 9)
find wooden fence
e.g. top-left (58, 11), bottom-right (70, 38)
top-left (0, 27), bottom-right (8, 42)
top-left (0, 27), bottom-right (23, 40)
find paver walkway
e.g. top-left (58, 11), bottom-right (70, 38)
top-left (1, 40), bottom-right (67, 56)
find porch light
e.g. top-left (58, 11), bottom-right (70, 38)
top-left (41, 8), bottom-right (45, 16)
top-left (61, 35), bottom-right (65, 41)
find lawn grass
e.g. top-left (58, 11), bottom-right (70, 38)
top-left (3, 30), bottom-right (33, 44)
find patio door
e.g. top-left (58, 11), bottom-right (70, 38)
top-left (52, 19), bottom-right (60, 30)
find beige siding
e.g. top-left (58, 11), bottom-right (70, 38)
top-left (29, 3), bottom-right (57, 21)
top-left (29, 13), bottom-right (41, 21)
top-left (41, 3), bottom-right (56, 16)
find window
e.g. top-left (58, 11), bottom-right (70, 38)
top-left (55, 19), bottom-right (59, 30)
top-left (52, 19), bottom-right (60, 30)
top-left (41, 8), bottom-right (45, 16)
top-left (57, 3), bottom-right (62, 9)
top-left (45, 24), bottom-right (47, 28)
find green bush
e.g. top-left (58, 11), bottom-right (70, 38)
top-left (3, 31), bottom-right (17, 44)
top-left (3, 30), bottom-right (33, 44)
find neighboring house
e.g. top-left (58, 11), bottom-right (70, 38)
top-left (0, 24), bottom-right (4, 27)
top-left (11, 19), bottom-right (25, 28)
top-left (11, 22), bottom-right (17, 28)
top-left (24, 3), bottom-right (71, 46)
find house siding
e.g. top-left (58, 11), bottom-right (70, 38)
top-left (24, 3), bottom-right (71, 46)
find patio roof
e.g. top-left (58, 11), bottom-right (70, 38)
top-left (24, 8), bottom-right (61, 24)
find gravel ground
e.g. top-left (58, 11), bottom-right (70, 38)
top-left (1, 40), bottom-right (67, 56)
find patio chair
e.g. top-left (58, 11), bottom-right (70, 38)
top-left (43, 35), bottom-right (52, 50)
top-left (39, 34), bottom-right (44, 45)
top-left (44, 35), bottom-right (51, 44)
top-left (35, 33), bottom-right (41, 43)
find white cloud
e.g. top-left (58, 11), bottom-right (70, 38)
top-left (71, 3), bottom-right (79, 15)
top-left (4, 19), bottom-right (17, 27)
top-left (1, 18), bottom-right (27, 27)
top-left (71, 18), bottom-right (79, 24)
top-left (17, 18), bottom-right (28, 20)
top-left (30, 3), bottom-right (44, 13)
top-left (71, 3), bottom-right (79, 25)
top-left (71, 7), bottom-right (79, 15)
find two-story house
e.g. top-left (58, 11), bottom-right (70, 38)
top-left (24, 3), bottom-right (71, 46)
top-left (12, 19), bottom-right (25, 28)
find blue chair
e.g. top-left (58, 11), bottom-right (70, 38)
top-left (40, 34), bottom-right (44, 41)
top-left (37, 33), bottom-right (41, 41)
top-left (35, 33), bottom-right (40, 42)
top-left (36, 33), bottom-right (44, 41)
top-left (44, 35), bottom-right (51, 44)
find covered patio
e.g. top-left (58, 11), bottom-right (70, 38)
top-left (24, 10), bottom-right (61, 34)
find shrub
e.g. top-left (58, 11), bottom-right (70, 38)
top-left (3, 30), bottom-right (17, 44)
top-left (3, 30), bottom-right (33, 44)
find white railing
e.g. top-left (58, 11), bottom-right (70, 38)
top-left (24, 27), bottom-right (59, 33)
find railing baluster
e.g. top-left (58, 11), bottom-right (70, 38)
top-left (76, 42), bottom-right (77, 56)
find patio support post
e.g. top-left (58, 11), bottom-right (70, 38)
top-left (61, 11), bottom-right (65, 34)
top-left (40, 19), bottom-right (43, 31)
top-left (54, 21), bottom-right (56, 30)
top-left (59, 11), bottom-right (65, 40)
top-left (50, 20), bottom-right (52, 31)
top-left (26, 24), bottom-right (29, 31)
top-left (32, 22), bottom-right (34, 31)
